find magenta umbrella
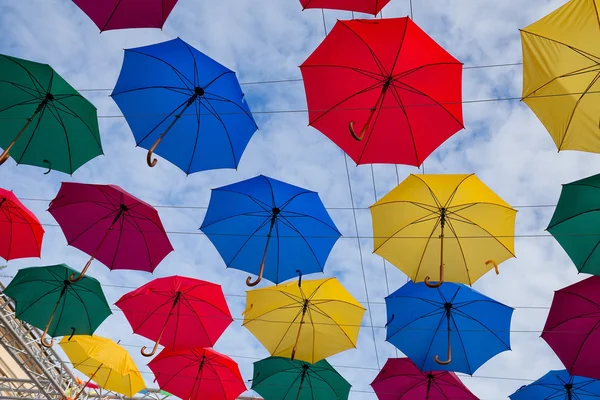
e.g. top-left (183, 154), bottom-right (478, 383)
top-left (371, 358), bottom-right (478, 400)
top-left (71, 0), bottom-right (179, 32)
top-left (542, 276), bottom-right (600, 380)
top-left (48, 182), bottom-right (173, 282)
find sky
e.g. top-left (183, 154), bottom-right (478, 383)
top-left (0, 0), bottom-right (597, 399)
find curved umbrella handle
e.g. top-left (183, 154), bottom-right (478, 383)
top-left (434, 349), bottom-right (451, 365)
top-left (147, 135), bottom-right (164, 167)
top-left (69, 256), bottom-right (94, 283)
top-left (246, 267), bottom-right (264, 287)
top-left (40, 330), bottom-right (54, 348)
top-left (424, 275), bottom-right (443, 288)
top-left (486, 259), bottom-right (499, 275)
top-left (349, 120), bottom-right (368, 141)
top-left (141, 341), bottom-right (160, 357)
top-left (0, 149), bottom-right (11, 166)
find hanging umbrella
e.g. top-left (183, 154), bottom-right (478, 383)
top-left (3, 264), bottom-right (111, 347)
top-left (521, 0), bottom-right (600, 154)
top-left (251, 356), bottom-right (351, 400)
top-left (0, 54), bottom-right (102, 174)
top-left (371, 358), bottom-right (478, 400)
top-left (115, 275), bottom-right (233, 357)
top-left (0, 188), bottom-right (44, 262)
top-left (385, 280), bottom-right (513, 374)
top-left (243, 276), bottom-right (365, 363)
top-left (148, 347), bottom-right (246, 400)
top-left (111, 38), bottom-right (257, 174)
top-left (200, 175), bottom-right (341, 286)
top-left (48, 182), bottom-right (173, 282)
top-left (542, 276), bottom-right (600, 380)
top-left (60, 335), bottom-right (145, 399)
top-left (510, 369), bottom-right (600, 400)
top-left (547, 173), bottom-right (600, 275)
top-left (300, 17), bottom-right (463, 166)
top-left (371, 173), bottom-right (517, 287)
top-left (299, 0), bottom-right (390, 15)
top-left (71, 0), bottom-right (179, 32)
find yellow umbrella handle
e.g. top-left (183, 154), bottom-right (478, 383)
top-left (425, 227), bottom-right (445, 288)
top-left (486, 259), bottom-right (499, 274)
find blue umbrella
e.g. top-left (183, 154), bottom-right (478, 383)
top-left (111, 37), bottom-right (257, 174)
top-left (200, 175), bottom-right (341, 286)
top-left (385, 280), bottom-right (513, 375)
top-left (510, 369), bottom-right (600, 400)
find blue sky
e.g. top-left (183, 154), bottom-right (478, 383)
top-left (1, 0), bottom-right (599, 399)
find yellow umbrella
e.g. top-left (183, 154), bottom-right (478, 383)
top-left (242, 276), bottom-right (365, 364)
top-left (371, 174), bottom-right (517, 286)
top-left (521, 0), bottom-right (600, 153)
top-left (59, 335), bottom-right (145, 399)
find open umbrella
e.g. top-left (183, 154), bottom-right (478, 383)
top-left (371, 173), bottom-right (517, 287)
top-left (300, 17), bottom-right (463, 166)
top-left (71, 0), bottom-right (179, 32)
top-left (111, 38), bottom-right (257, 174)
top-left (371, 358), bottom-right (478, 400)
top-left (0, 54), bottom-right (102, 174)
top-left (385, 280), bottom-right (513, 374)
top-left (116, 275), bottom-right (233, 357)
top-left (299, 0), bottom-right (390, 15)
top-left (148, 347), bottom-right (246, 400)
top-left (0, 188), bottom-right (44, 262)
top-left (60, 335), bottom-right (145, 399)
top-left (521, 0), bottom-right (600, 154)
top-left (48, 182), bottom-right (173, 282)
top-left (547, 173), bottom-right (600, 275)
top-left (243, 276), bottom-right (365, 363)
top-left (200, 175), bottom-right (341, 286)
top-left (252, 357), bottom-right (351, 400)
top-left (542, 276), bottom-right (600, 380)
top-left (510, 369), bottom-right (600, 400)
top-left (3, 264), bottom-right (111, 347)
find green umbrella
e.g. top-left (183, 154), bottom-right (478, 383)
top-left (547, 173), bottom-right (600, 275)
top-left (0, 54), bottom-right (102, 174)
top-left (3, 264), bottom-right (111, 348)
top-left (251, 357), bottom-right (351, 400)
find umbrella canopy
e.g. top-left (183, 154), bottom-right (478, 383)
top-left (48, 182), bottom-right (173, 282)
top-left (521, 0), bottom-right (600, 154)
top-left (0, 54), bottom-right (102, 174)
top-left (115, 275), bottom-right (233, 357)
top-left (510, 369), bottom-right (600, 400)
top-left (0, 188), bottom-right (44, 261)
top-left (385, 280), bottom-right (513, 374)
top-left (542, 276), bottom-right (600, 380)
top-left (71, 0), bottom-right (179, 31)
top-left (148, 347), bottom-right (246, 400)
top-left (371, 173), bottom-right (517, 287)
top-left (299, 0), bottom-right (390, 15)
top-left (300, 17), bottom-right (463, 166)
top-left (3, 264), bottom-right (111, 347)
top-left (371, 358), bottom-right (478, 400)
top-left (547, 173), bottom-right (600, 275)
top-left (200, 175), bottom-right (341, 286)
top-left (252, 356), bottom-right (351, 400)
top-left (243, 277), bottom-right (365, 364)
top-left (60, 335), bottom-right (145, 398)
top-left (111, 38), bottom-right (257, 174)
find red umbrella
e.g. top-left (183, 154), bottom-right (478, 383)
top-left (0, 188), bottom-right (44, 262)
top-left (542, 276), bottom-right (600, 380)
top-left (149, 348), bottom-right (247, 400)
top-left (299, 0), bottom-right (390, 15)
top-left (48, 182), bottom-right (173, 282)
top-left (300, 17), bottom-right (463, 166)
top-left (116, 276), bottom-right (233, 357)
top-left (371, 358), bottom-right (478, 400)
top-left (71, 0), bottom-right (179, 32)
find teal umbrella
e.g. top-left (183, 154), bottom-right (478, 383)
top-left (3, 264), bottom-right (111, 347)
top-left (251, 357), bottom-right (351, 400)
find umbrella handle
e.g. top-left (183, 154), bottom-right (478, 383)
top-left (425, 231), bottom-right (445, 288)
top-left (40, 331), bottom-right (54, 348)
top-left (486, 259), bottom-right (499, 275)
top-left (349, 120), bottom-right (368, 141)
top-left (247, 218), bottom-right (275, 287)
top-left (246, 267), bottom-right (264, 287)
top-left (69, 256), bottom-right (94, 283)
top-left (0, 149), bottom-right (10, 166)
top-left (146, 135), bottom-right (164, 167)
top-left (141, 341), bottom-right (160, 357)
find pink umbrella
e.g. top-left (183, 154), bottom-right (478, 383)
top-left (71, 0), bottom-right (179, 32)
top-left (542, 276), bottom-right (600, 380)
top-left (48, 182), bottom-right (173, 282)
top-left (371, 358), bottom-right (478, 400)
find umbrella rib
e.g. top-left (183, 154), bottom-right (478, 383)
top-left (429, 376), bottom-right (452, 400)
top-left (262, 176), bottom-right (277, 208)
top-left (67, 288), bottom-right (94, 335)
top-left (64, 210), bottom-right (118, 247)
top-left (387, 308), bottom-right (445, 339)
top-left (275, 215), bottom-right (327, 269)
top-left (14, 285), bottom-right (63, 321)
top-left (567, 319), bottom-right (600, 376)
top-left (108, 212), bottom-right (126, 268)
top-left (278, 191), bottom-right (312, 211)
top-left (442, 219), bottom-right (472, 285)
top-left (411, 217), bottom-right (443, 281)
top-left (3, 205), bottom-right (39, 255)
top-left (12, 105), bottom-right (48, 166)
top-left (309, 299), bottom-right (365, 311)
top-left (41, 102), bottom-right (74, 172)
top-left (202, 70), bottom-right (234, 91)
top-left (100, 0), bottom-right (123, 31)
top-left (411, 176), bottom-right (445, 209)
top-left (210, 188), bottom-right (272, 211)
top-left (134, 96), bottom-right (195, 146)
top-left (451, 307), bottom-right (511, 346)
top-left (122, 211), bottom-right (156, 271)
top-left (272, 307), bottom-right (305, 356)
top-left (185, 95), bottom-right (202, 174)
top-left (180, 296), bottom-right (213, 345)
top-left (0, 55), bottom-right (47, 96)
top-left (544, 310), bottom-right (600, 332)
top-left (338, 20), bottom-right (389, 76)
top-left (392, 62), bottom-right (462, 80)
top-left (223, 216), bottom-right (273, 267)
top-left (124, 49), bottom-right (194, 89)
top-left (389, 18), bottom-right (410, 78)
top-left (199, 211), bottom-right (271, 230)
top-left (126, 293), bottom-right (176, 334)
top-left (448, 201), bottom-right (516, 213)
top-left (0, 80), bottom-right (40, 98)
top-left (447, 313), bottom-right (475, 374)
top-left (370, 200), bottom-right (441, 213)
top-left (110, 86), bottom-right (192, 96)
top-left (309, 367), bottom-right (344, 395)
top-left (307, 303), bottom-right (359, 347)
top-left (278, 210), bottom-right (341, 234)
top-left (202, 90), bottom-right (258, 128)
top-left (300, 63), bottom-right (387, 81)
top-left (180, 40), bottom-right (199, 88)
top-left (198, 97), bottom-right (238, 167)
top-left (0, 97), bottom-right (44, 114)
top-left (0, 205), bottom-right (14, 259)
top-left (355, 84), bottom-right (394, 163)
